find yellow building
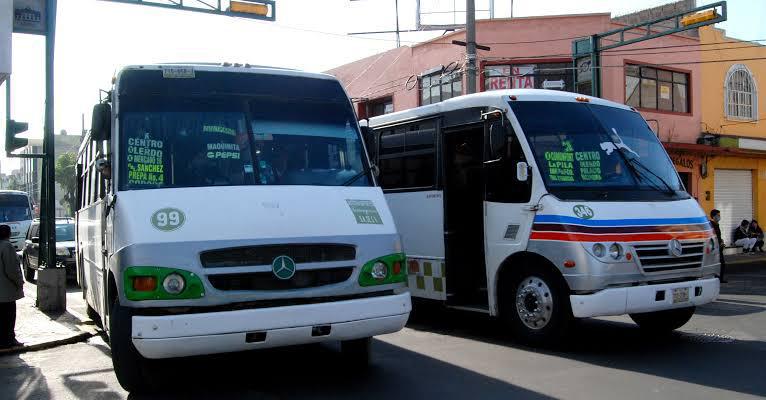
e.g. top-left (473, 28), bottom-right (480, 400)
top-left (696, 26), bottom-right (766, 243)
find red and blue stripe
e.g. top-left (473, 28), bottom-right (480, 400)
top-left (530, 215), bottom-right (713, 242)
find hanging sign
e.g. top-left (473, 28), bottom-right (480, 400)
top-left (13, 0), bottom-right (47, 35)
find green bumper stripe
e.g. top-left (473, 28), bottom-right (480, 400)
top-left (358, 253), bottom-right (407, 287)
top-left (124, 266), bottom-right (205, 301)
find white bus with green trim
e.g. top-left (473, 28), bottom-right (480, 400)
top-left (75, 64), bottom-right (410, 392)
top-left (365, 89), bottom-right (720, 344)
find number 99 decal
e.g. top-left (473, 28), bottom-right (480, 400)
top-left (151, 208), bottom-right (186, 231)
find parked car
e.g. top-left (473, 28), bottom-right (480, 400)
top-left (22, 218), bottom-right (76, 282)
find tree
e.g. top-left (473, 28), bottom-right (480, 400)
top-left (55, 152), bottom-right (77, 216)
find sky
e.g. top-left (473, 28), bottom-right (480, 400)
top-left (1, 0), bottom-right (764, 173)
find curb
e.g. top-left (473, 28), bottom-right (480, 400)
top-left (0, 330), bottom-right (94, 356)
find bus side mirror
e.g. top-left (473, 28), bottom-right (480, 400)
top-left (516, 161), bottom-right (529, 182)
top-left (91, 103), bottom-right (112, 141)
top-left (370, 164), bottom-right (380, 177)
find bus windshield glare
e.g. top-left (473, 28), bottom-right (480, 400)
top-left (510, 101), bottom-right (688, 201)
top-left (0, 194), bottom-right (32, 222)
top-left (118, 70), bottom-right (370, 190)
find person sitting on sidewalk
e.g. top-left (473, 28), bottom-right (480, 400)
top-left (734, 219), bottom-right (758, 253)
top-left (0, 224), bottom-right (23, 349)
top-left (748, 219), bottom-right (764, 252)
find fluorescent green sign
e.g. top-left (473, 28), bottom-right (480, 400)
top-left (151, 207), bottom-right (186, 231)
top-left (127, 137), bottom-right (165, 186)
top-left (346, 199), bottom-right (383, 225)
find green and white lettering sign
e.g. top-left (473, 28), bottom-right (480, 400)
top-left (346, 199), bottom-right (383, 225)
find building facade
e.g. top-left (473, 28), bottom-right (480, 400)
top-left (329, 8), bottom-right (703, 193)
top-left (19, 134), bottom-right (82, 217)
top-left (691, 26), bottom-right (766, 242)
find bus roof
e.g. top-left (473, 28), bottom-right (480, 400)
top-left (115, 63), bottom-right (338, 83)
top-left (367, 89), bottom-right (634, 127)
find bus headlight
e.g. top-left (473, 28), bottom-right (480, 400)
top-left (371, 262), bottom-right (388, 280)
top-left (592, 243), bottom-right (606, 258)
top-left (609, 243), bottom-right (623, 260)
top-left (124, 267), bottom-right (204, 301)
top-left (359, 253), bottom-right (407, 287)
top-left (56, 247), bottom-right (70, 256)
top-left (163, 273), bottom-right (186, 294)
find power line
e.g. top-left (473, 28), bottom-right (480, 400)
top-left (480, 42), bottom-right (766, 62)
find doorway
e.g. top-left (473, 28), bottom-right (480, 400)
top-left (443, 124), bottom-right (487, 306)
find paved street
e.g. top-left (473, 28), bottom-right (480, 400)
top-left (1, 261), bottom-right (765, 400)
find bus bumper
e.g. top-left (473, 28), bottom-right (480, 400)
top-left (569, 277), bottom-right (719, 318)
top-left (131, 292), bottom-right (411, 359)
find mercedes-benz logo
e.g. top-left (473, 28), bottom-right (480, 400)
top-left (668, 239), bottom-right (683, 258)
top-left (272, 255), bottom-right (296, 280)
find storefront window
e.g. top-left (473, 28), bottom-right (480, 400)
top-left (420, 71), bottom-right (462, 105)
top-left (483, 63), bottom-right (573, 92)
top-left (626, 65), bottom-right (689, 113)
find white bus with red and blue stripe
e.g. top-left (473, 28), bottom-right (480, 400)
top-left (365, 89), bottom-right (719, 343)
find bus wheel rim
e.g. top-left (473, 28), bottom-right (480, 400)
top-left (515, 276), bottom-right (554, 330)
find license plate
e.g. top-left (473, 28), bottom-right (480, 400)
top-left (672, 287), bottom-right (690, 304)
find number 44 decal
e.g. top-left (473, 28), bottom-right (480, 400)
top-left (151, 208), bottom-right (186, 231)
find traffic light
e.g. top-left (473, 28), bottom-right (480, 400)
top-left (6, 119), bottom-right (29, 153)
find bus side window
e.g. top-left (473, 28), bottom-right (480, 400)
top-left (486, 128), bottom-right (531, 203)
top-left (376, 120), bottom-right (437, 190)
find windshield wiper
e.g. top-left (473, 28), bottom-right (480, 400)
top-left (621, 153), bottom-right (677, 196)
top-left (341, 170), bottom-right (368, 186)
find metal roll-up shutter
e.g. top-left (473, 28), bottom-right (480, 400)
top-left (714, 169), bottom-right (754, 245)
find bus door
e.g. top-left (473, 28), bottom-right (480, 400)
top-left (483, 114), bottom-right (535, 311)
top-left (442, 122), bottom-right (487, 306)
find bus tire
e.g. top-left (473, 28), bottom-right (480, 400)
top-left (109, 298), bottom-right (158, 393)
top-left (23, 258), bottom-right (34, 282)
top-left (629, 306), bottom-right (695, 334)
top-left (340, 337), bottom-right (371, 368)
top-left (501, 266), bottom-right (572, 346)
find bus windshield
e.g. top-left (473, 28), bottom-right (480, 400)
top-left (118, 70), bottom-right (370, 190)
top-left (0, 194), bottom-right (32, 222)
top-left (510, 101), bottom-right (688, 201)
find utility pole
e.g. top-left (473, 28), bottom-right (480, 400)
top-left (37, 0), bottom-right (65, 313)
top-left (465, 0), bottom-right (477, 94)
top-left (394, 0), bottom-right (400, 48)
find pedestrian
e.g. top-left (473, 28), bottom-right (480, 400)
top-left (733, 219), bottom-right (758, 253)
top-left (0, 224), bottom-right (23, 349)
top-left (710, 209), bottom-right (727, 283)
top-left (749, 219), bottom-right (764, 252)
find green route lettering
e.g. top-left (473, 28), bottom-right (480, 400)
top-left (203, 125), bottom-right (236, 136)
top-left (545, 151), bottom-right (574, 182)
top-left (127, 137), bottom-right (165, 186)
top-left (575, 151), bottom-right (602, 181)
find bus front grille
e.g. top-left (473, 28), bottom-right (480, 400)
top-left (634, 241), bottom-right (705, 273)
top-left (207, 267), bottom-right (354, 291)
top-left (200, 244), bottom-right (356, 268)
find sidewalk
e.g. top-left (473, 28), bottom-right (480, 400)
top-left (0, 284), bottom-right (97, 356)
